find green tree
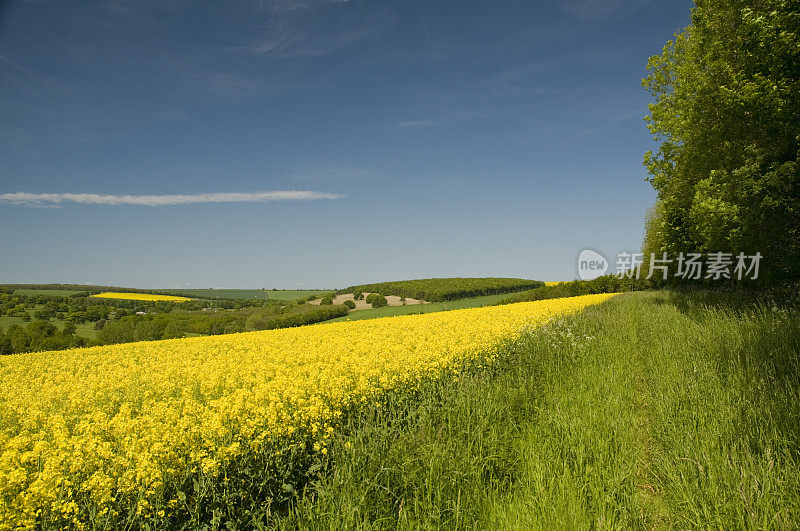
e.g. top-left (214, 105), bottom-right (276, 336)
top-left (0, 332), bottom-right (12, 355)
top-left (366, 294), bottom-right (388, 308)
top-left (643, 0), bottom-right (800, 282)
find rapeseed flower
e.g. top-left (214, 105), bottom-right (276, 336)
top-left (0, 293), bottom-right (614, 528)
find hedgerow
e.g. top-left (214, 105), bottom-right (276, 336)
top-left (495, 275), bottom-right (646, 305)
top-left (341, 278), bottom-right (543, 302)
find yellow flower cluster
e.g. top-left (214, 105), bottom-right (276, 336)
top-left (544, 281), bottom-right (566, 286)
top-left (0, 294), bottom-right (614, 528)
top-left (91, 292), bottom-right (192, 302)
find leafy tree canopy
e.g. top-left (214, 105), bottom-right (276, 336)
top-left (643, 0), bottom-right (800, 282)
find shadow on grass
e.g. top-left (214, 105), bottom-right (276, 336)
top-left (659, 288), bottom-right (800, 463)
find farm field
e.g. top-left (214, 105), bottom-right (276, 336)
top-left (12, 289), bottom-right (87, 297)
top-left (327, 293), bottom-right (513, 322)
top-left (0, 294), bottom-right (613, 529)
top-left (92, 292), bottom-right (192, 302)
top-left (3, 288), bottom-right (798, 529)
top-left (2, 0), bottom-right (796, 528)
top-left (168, 288), bottom-right (332, 301)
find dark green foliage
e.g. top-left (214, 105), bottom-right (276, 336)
top-left (365, 293), bottom-right (388, 308)
top-left (0, 283), bottom-right (328, 304)
top-left (1, 283), bottom-right (196, 298)
top-left (353, 291), bottom-right (364, 301)
top-left (0, 289), bottom-right (347, 354)
top-left (342, 278), bottom-right (544, 302)
top-left (319, 295), bottom-right (334, 305)
top-left (245, 305), bottom-right (347, 331)
top-left (0, 333), bottom-right (12, 355)
top-left (343, 299), bottom-right (356, 310)
top-left (0, 321), bottom-right (90, 354)
top-left (165, 288), bottom-right (333, 301)
top-left (643, 0), bottom-right (800, 283)
top-left (97, 304), bottom-right (348, 344)
top-left (496, 275), bottom-right (645, 305)
top-left (0, 290), bottom-right (287, 354)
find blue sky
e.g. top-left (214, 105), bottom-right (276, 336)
top-left (0, 0), bottom-right (692, 288)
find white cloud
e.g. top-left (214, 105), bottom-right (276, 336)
top-left (0, 190), bottom-right (343, 207)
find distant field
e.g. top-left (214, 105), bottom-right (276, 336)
top-left (92, 292), bottom-right (192, 302)
top-left (13, 289), bottom-right (86, 297)
top-left (8, 286), bottom-right (334, 302)
top-left (341, 278), bottom-right (543, 302)
top-left (326, 293), bottom-right (512, 322)
top-left (169, 289), bottom-right (333, 301)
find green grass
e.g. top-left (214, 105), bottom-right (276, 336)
top-left (279, 291), bottom-right (800, 529)
top-left (73, 322), bottom-right (98, 339)
top-left (167, 289), bottom-right (332, 301)
top-left (0, 314), bottom-right (28, 330)
top-left (0, 311), bottom-right (97, 339)
top-left (12, 289), bottom-right (86, 297)
top-left (326, 293), bottom-right (513, 323)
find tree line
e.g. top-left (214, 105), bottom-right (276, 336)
top-left (496, 276), bottom-right (647, 305)
top-left (340, 278), bottom-right (544, 302)
top-left (0, 291), bottom-right (343, 354)
top-left (96, 304), bottom-right (348, 344)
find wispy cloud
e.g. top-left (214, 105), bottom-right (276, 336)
top-left (0, 191), bottom-right (344, 207)
top-left (241, 1), bottom-right (393, 58)
top-left (561, 0), bottom-right (654, 21)
top-left (257, 0), bottom-right (351, 15)
top-left (396, 120), bottom-right (439, 129)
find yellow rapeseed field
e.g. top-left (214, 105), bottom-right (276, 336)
top-left (0, 293), bottom-right (615, 528)
top-left (91, 292), bottom-right (192, 302)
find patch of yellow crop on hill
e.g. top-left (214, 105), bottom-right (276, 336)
top-left (91, 292), bottom-right (192, 302)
